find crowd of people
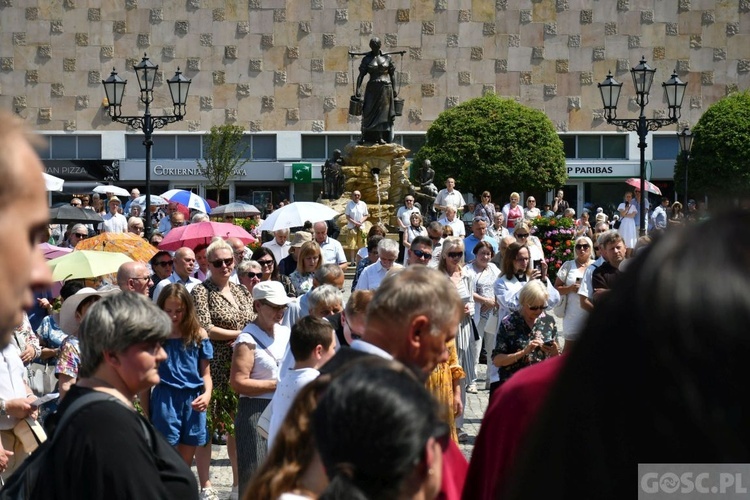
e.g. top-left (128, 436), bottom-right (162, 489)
top-left (0, 108), bottom-right (740, 500)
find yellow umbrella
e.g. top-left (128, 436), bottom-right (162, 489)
top-left (48, 250), bottom-right (133, 281)
top-left (75, 232), bottom-right (157, 263)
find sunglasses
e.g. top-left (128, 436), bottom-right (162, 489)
top-left (260, 300), bottom-right (287, 312)
top-left (575, 244), bottom-right (590, 250)
top-left (154, 260), bottom-right (174, 267)
top-left (515, 233), bottom-right (529, 238)
top-left (447, 252), bottom-right (463, 259)
top-left (71, 203), bottom-right (81, 207)
top-left (211, 258), bottom-right (234, 268)
top-left (528, 305), bottom-right (546, 311)
top-left (245, 272), bottom-right (262, 279)
top-left (412, 249), bottom-right (432, 260)
top-left (257, 259), bottom-right (275, 267)
top-left (72, 233), bottom-right (87, 238)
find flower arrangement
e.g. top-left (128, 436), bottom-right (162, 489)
top-left (530, 216), bottom-right (576, 282)
top-left (231, 217), bottom-right (263, 252)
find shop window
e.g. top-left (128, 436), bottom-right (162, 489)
top-left (653, 136), bottom-right (679, 160)
top-left (177, 136), bottom-right (202, 159)
top-left (602, 135), bottom-right (626, 159)
top-left (577, 136), bottom-right (601, 159)
top-left (302, 135), bottom-right (326, 159)
top-left (561, 136), bottom-right (576, 158)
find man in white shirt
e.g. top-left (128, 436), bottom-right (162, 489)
top-left (396, 195), bottom-right (420, 262)
top-left (426, 221), bottom-right (444, 267)
top-left (116, 262), bottom-right (153, 296)
top-left (313, 221), bottom-right (348, 270)
top-left (438, 206), bottom-right (466, 237)
top-left (488, 212), bottom-right (510, 240)
top-left (100, 197), bottom-right (128, 233)
top-left (151, 247), bottom-right (201, 302)
top-left (434, 177), bottom-right (466, 219)
top-left (344, 191), bottom-right (369, 264)
top-left (261, 229), bottom-right (291, 264)
top-left (355, 238), bottom-right (401, 291)
top-left (0, 115), bottom-right (54, 478)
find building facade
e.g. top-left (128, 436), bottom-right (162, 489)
top-left (2, 0), bottom-right (748, 210)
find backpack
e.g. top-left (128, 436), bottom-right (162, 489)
top-left (0, 391), bottom-right (150, 499)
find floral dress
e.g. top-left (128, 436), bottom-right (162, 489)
top-left (192, 280), bottom-right (255, 432)
top-left (424, 340), bottom-right (465, 444)
top-left (493, 310), bottom-right (557, 385)
top-left (289, 270), bottom-right (314, 297)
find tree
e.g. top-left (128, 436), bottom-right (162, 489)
top-left (197, 124), bottom-right (249, 204)
top-left (414, 94), bottom-right (567, 198)
top-left (674, 90), bottom-right (750, 201)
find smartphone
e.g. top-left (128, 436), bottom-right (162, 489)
top-left (30, 393), bottom-right (59, 407)
top-left (543, 339), bottom-right (554, 347)
top-left (576, 277), bottom-right (581, 284)
top-left (533, 259), bottom-right (542, 271)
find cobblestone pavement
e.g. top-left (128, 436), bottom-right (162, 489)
top-left (192, 363), bottom-right (492, 498)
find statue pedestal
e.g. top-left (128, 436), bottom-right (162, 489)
top-left (320, 142), bottom-right (412, 231)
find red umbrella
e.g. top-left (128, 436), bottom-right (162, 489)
top-left (158, 221), bottom-right (257, 251)
top-left (625, 178), bottom-right (662, 196)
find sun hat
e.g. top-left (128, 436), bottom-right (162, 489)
top-left (108, 196), bottom-right (122, 204)
top-left (252, 281), bottom-right (293, 307)
top-left (289, 231), bottom-right (313, 249)
top-left (59, 287), bottom-right (121, 335)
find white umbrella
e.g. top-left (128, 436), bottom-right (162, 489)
top-left (93, 185), bottom-right (130, 197)
top-left (211, 202), bottom-right (262, 217)
top-left (259, 202), bottom-right (340, 232)
top-left (43, 173), bottom-right (64, 192)
top-left (132, 194), bottom-right (169, 207)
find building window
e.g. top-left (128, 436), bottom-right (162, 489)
top-left (394, 135), bottom-right (426, 157)
top-left (602, 135), bottom-right (627, 159)
top-left (40, 135), bottom-right (102, 159)
top-left (152, 135), bottom-right (176, 159)
top-left (177, 136), bottom-right (202, 159)
top-left (126, 135), bottom-right (147, 159)
top-left (301, 134), bottom-right (357, 160)
top-left (558, 134), bottom-right (627, 160)
top-left (577, 136), bottom-right (601, 159)
top-left (653, 135), bottom-right (679, 160)
top-left (252, 135), bottom-right (277, 160)
top-left (561, 136), bottom-right (576, 158)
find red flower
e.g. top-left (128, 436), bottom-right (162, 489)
top-left (550, 219), bottom-right (557, 226)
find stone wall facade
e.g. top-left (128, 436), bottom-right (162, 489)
top-left (0, 0), bottom-right (748, 134)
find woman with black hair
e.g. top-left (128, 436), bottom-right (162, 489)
top-left (250, 247), bottom-right (295, 298)
top-left (313, 361), bottom-right (448, 500)
top-left (499, 211), bottom-right (750, 499)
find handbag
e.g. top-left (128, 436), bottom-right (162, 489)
top-left (28, 362), bottom-right (56, 397)
top-left (553, 260), bottom-right (571, 317)
top-left (13, 417), bottom-right (47, 454)
top-left (484, 311), bottom-right (499, 334)
top-left (256, 402), bottom-right (272, 440)
top-left (613, 218), bottom-right (622, 229)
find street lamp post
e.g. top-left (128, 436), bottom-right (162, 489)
top-left (677, 127), bottom-right (694, 212)
top-left (598, 56), bottom-right (687, 236)
top-left (102, 54), bottom-right (191, 237)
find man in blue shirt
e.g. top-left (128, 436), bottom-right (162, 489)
top-left (464, 216), bottom-right (498, 263)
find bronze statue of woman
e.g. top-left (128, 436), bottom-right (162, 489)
top-left (352, 38), bottom-right (398, 145)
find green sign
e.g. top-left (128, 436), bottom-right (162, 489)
top-left (291, 162), bottom-right (312, 183)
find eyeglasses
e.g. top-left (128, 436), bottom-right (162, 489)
top-left (447, 252), bottom-right (463, 259)
top-left (172, 221), bottom-right (185, 227)
top-left (72, 233), bottom-right (87, 238)
top-left (260, 300), bottom-right (287, 312)
top-left (482, 195), bottom-right (490, 198)
top-left (575, 244), bottom-right (590, 250)
top-left (412, 249), bottom-right (433, 260)
top-left (527, 305), bottom-right (546, 311)
top-left (71, 202), bottom-right (81, 207)
top-left (257, 259), bottom-right (274, 267)
top-left (245, 272), bottom-right (262, 279)
top-left (343, 315), bottom-right (363, 340)
top-left (131, 276), bottom-right (152, 282)
top-left (405, 199), bottom-right (414, 203)
top-left (527, 200), bottom-right (536, 203)
top-left (154, 260), bottom-right (174, 267)
top-left (211, 258), bottom-right (234, 268)
top-left (515, 233), bottom-right (529, 238)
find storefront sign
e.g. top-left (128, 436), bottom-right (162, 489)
top-left (119, 160), bottom-right (286, 181)
top-left (566, 161), bottom-right (640, 178)
top-left (43, 160), bottom-right (118, 181)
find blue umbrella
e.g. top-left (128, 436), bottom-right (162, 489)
top-left (160, 189), bottom-right (212, 213)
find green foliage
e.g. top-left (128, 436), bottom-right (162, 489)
top-left (414, 94), bottom-right (567, 198)
top-left (198, 124), bottom-right (249, 204)
top-left (679, 90), bottom-right (750, 199)
top-left (531, 216), bottom-right (576, 282)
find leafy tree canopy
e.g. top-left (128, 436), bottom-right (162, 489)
top-left (414, 94), bottom-right (567, 198)
top-left (676, 90), bottom-right (750, 200)
top-left (198, 124), bottom-right (248, 204)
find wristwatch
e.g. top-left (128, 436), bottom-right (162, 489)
top-left (0, 399), bottom-right (7, 416)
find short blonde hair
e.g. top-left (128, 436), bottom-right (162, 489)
top-left (437, 236), bottom-right (465, 272)
top-left (206, 238), bottom-right (233, 261)
top-left (518, 279), bottom-right (549, 307)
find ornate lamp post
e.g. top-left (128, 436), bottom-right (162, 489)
top-left (677, 127), bottom-right (694, 212)
top-left (102, 54), bottom-right (191, 237)
top-left (598, 56), bottom-right (687, 236)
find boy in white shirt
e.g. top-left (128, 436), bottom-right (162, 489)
top-left (267, 316), bottom-right (336, 449)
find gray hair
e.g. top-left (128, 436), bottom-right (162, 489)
top-left (518, 279), bottom-right (549, 307)
top-left (377, 238), bottom-right (399, 256)
top-left (192, 212), bottom-right (210, 223)
top-left (206, 238), bottom-right (233, 261)
top-left (237, 259), bottom-right (261, 275)
top-left (69, 223), bottom-right (88, 236)
top-left (314, 263), bottom-right (343, 285)
top-left (308, 284), bottom-right (343, 313)
top-left (367, 266), bottom-right (462, 337)
top-left (274, 228), bottom-right (290, 237)
top-left (78, 292), bottom-right (171, 377)
top-left (597, 229), bottom-right (623, 249)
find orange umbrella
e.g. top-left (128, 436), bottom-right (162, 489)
top-left (75, 232), bottom-right (157, 263)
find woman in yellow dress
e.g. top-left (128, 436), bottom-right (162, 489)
top-left (425, 339), bottom-right (465, 444)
